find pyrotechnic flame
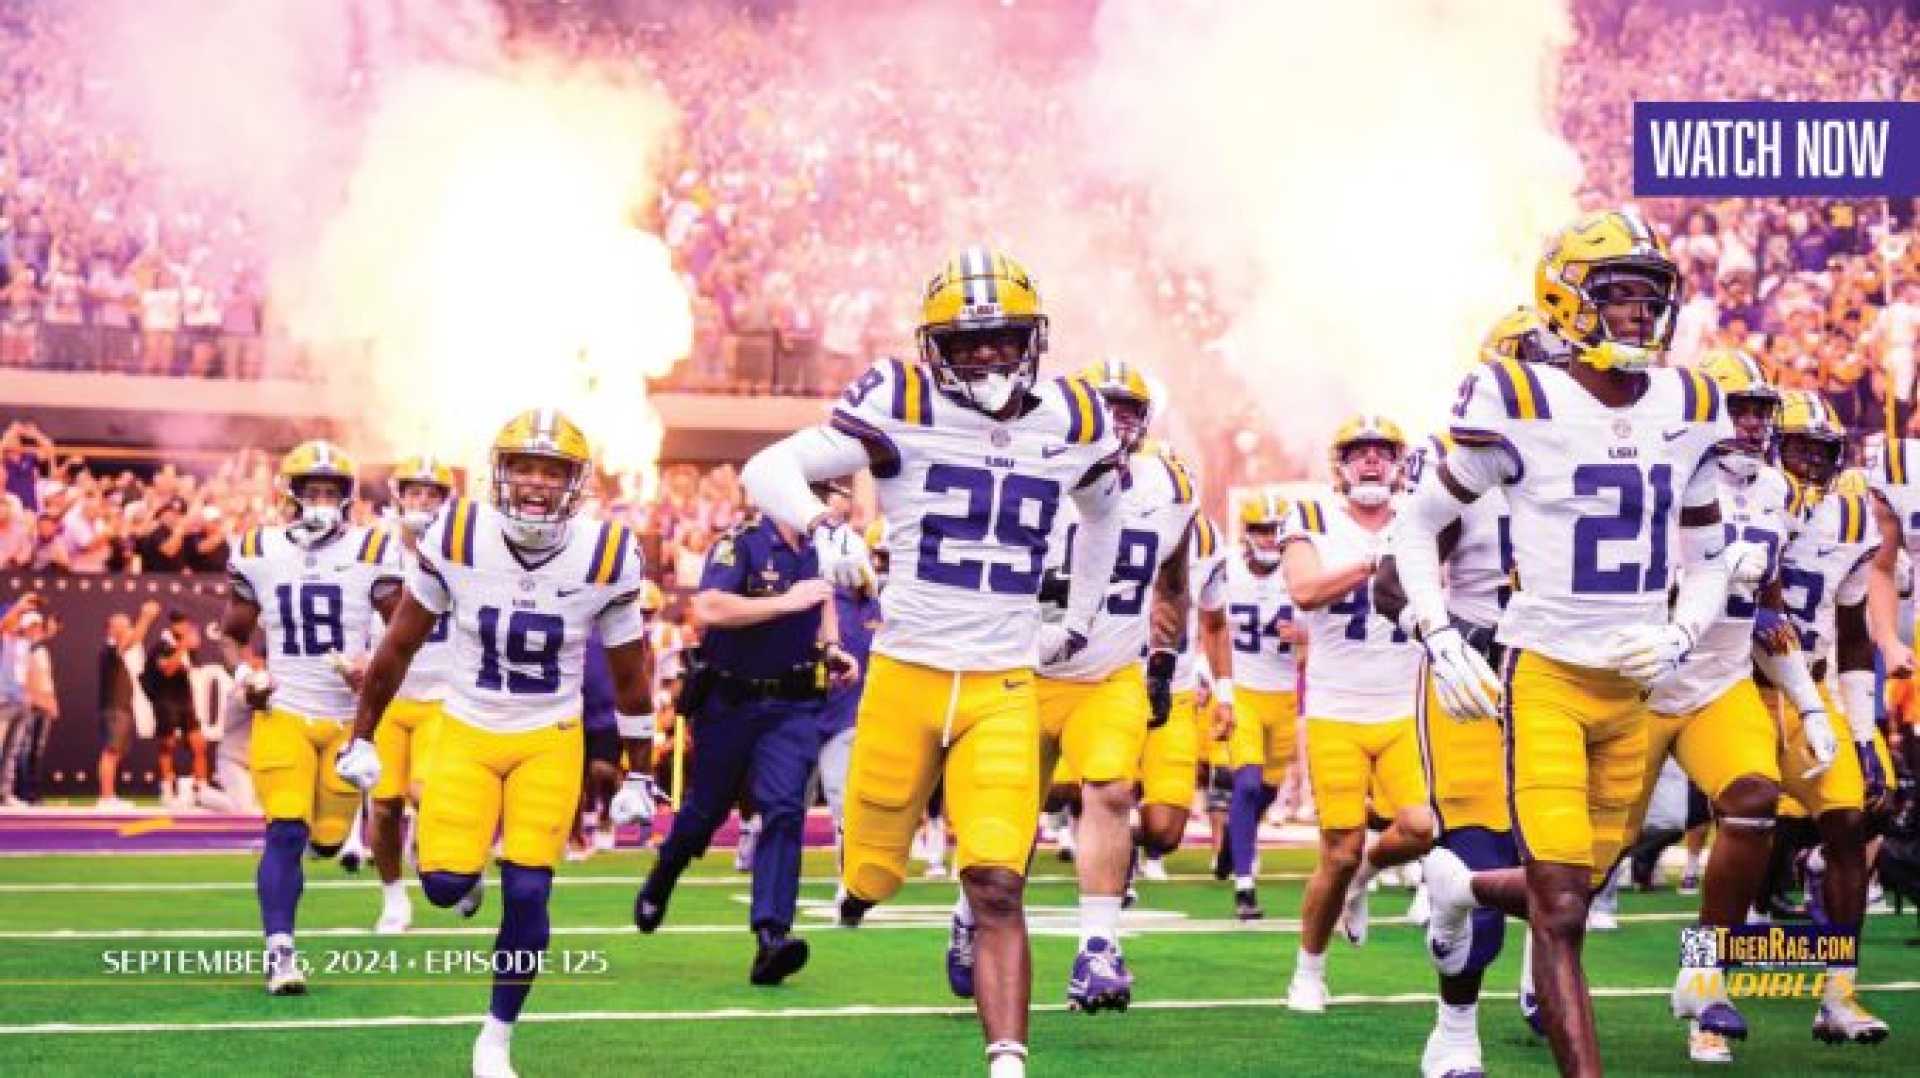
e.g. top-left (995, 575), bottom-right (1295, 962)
top-left (288, 62), bottom-right (689, 498)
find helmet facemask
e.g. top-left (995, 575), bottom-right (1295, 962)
top-left (1716, 391), bottom-right (1780, 481)
top-left (393, 479), bottom-right (451, 538)
top-left (1777, 432), bottom-right (1845, 491)
top-left (1244, 522), bottom-right (1283, 568)
top-left (286, 476), bottom-right (351, 546)
top-left (493, 451), bottom-right (586, 551)
top-left (921, 320), bottom-right (1045, 416)
top-left (1576, 262), bottom-right (1679, 371)
top-left (1337, 439), bottom-right (1403, 508)
top-left (1101, 391), bottom-right (1151, 453)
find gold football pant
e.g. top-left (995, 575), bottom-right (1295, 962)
top-left (250, 707), bottom-right (360, 848)
top-left (418, 715), bottom-right (583, 873)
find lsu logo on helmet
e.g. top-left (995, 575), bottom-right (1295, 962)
top-left (1535, 209), bottom-right (1679, 372)
top-left (917, 245), bottom-right (1048, 415)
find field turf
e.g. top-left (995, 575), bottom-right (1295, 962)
top-left (0, 846), bottom-right (1914, 1075)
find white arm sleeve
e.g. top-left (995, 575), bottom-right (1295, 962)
top-left (1393, 455), bottom-right (1478, 635)
top-left (1668, 460), bottom-right (1733, 644)
top-left (1197, 559), bottom-right (1228, 612)
top-left (1838, 669), bottom-right (1879, 742)
top-left (1752, 644), bottom-right (1826, 718)
top-left (741, 425), bottom-right (871, 533)
top-left (1064, 476), bottom-right (1123, 634)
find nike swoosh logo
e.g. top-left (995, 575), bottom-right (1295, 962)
top-left (1003, 678), bottom-right (1027, 690)
top-left (1663, 428), bottom-right (1689, 442)
top-left (1815, 546), bottom-right (1839, 558)
top-left (1042, 446), bottom-right (1070, 459)
top-left (557, 587), bottom-right (586, 597)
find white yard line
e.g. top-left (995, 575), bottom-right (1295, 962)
top-left (3, 983), bottom-right (1917, 1037)
top-left (0, 871), bottom-right (1313, 893)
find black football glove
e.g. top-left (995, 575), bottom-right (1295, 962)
top-left (1145, 648), bottom-right (1176, 730)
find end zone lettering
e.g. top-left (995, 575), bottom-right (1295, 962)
top-left (1634, 101), bottom-right (1920, 196)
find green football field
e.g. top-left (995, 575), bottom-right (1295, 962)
top-left (0, 845), bottom-right (1914, 1076)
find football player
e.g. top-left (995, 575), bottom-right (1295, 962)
top-left (336, 410), bottom-right (656, 1078)
top-left (1774, 391), bottom-right (1893, 1044)
top-left (220, 442), bottom-right (403, 994)
top-left (1631, 351), bottom-right (1808, 1063)
top-left (741, 246), bottom-right (1126, 1078)
top-left (1168, 516), bottom-right (1235, 882)
top-left (993, 358), bottom-right (1200, 1013)
top-left (1406, 209), bottom-right (1741, 1076)
top-left (1280, 415), bottom-right (1431, 1012)
top-left (1221, 490), bottom-right (1300, 920)
top-left (368, 454), bottom-right (457, 934)
top-left (1373, 308), bottom-right (1538, 1077)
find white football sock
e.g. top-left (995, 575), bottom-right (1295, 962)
top-left (382, 880), bottom-right (407, 904)
top-left (1079, 895), bottom-right (1122, 948)
top-left (1234, 874), bottom-right (1256, 891)
top-left (479, 1015), bottom-right (513, 1046)
top-left (1438, 1001), bottom-right (1477, 1038)
top-left (1296, 946), bottom-right (1326, 975)
top-left (953, 892), bottom-right (975, 928)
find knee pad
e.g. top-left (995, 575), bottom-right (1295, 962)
top-left (1441, 826), bottom-right (1519, 873)
top-left (420, 869), bottom-right (482, 908)
top-left (846, 857), bottom-right (904, 905)
top-left (265, 819), bottom-right (310, 854)
top-left (500, 861), bottom-right (554, 910)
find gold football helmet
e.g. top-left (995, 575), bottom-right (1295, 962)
top-left (1536, 209), bottom-right (1679, 372)
top-left (1240, 489), bottom-right (1289, 569)
top-left (1775, 389), bottom-right (1846, 491)
top-left (1699, 348), bottom-right (1780, 464)
top-left (491, 408), bottom-right (592, 549)
top-left (1479, 307), bottom-right (1555, 365)
top-left (278, 440), bottom-right (356, 542)
top-left (1329, 414), bottom-right (1407, 507)
top-left (1079, 358), bottom-right (1155, 451)
top-left (917, 245), bottom-right (1048, 415)
top-left (389, 453), bottom-right (456, 536)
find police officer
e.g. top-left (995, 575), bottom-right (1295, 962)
top-left (632, 488), bottom-right (858, 986)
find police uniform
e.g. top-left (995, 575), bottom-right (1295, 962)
top-left (818, 583), bottom-right (882, 833)
top-left (1038, 442), bottom-right (1201, 796)
top-left (407, 498), bottom-right (646, 874)
top-left (231, 523), bottom-right (402, 847)
top-left (582, 630), bottom-right (622, 774)
top-left (1448, 358), bottom-right (1732, 880)
top-left (649, 516), bottom-right (827, 938)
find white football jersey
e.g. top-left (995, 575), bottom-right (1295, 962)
top-left (831, 359), bottom-right (1123, 672)
top-left (390, 545), bottom-right (454, 702)
top-left (1780, 482), bottom-right (1879, 664)
top-left (1041, 444), bottom-right (1201, 682)
top-left (1401, 436), bottom-right (1513, 631)
top-left (1867, 437), bottom-right (1920, 562)
top-left (1222, 552), bottom-right (1297, 693)
top-left (228, 524), bottom-right (403, 722)
top-left (1172, 516), bottom-right (1228, 693)
top-left (1649, 466), bottom-right (1792, 716)
top-left (407, 499), bottom-right (647, 734)
top-left (1448, 359), bottom-right (1736, 669)
top-left (1284, 498), bottom-right (1421, 723)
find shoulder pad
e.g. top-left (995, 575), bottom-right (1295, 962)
top-left (1834, 492), bottom-right (1870, 545)
top-left (1676, 367), bottom-right (1722, 424)
top-left (1155, 445), bottom-right (1197, 505)
top-left (838, 357), bottom-right (935, 427)
top-left (1484, 359), bottom-right (1553, 421)
top-left (235, 526), bottom-right (267, 560)
top-left (1883, 438), bottom-right (1915, 486)
top-left (1051, 375), bottom-right (1110, 446)
top-left (437, 497), bottom-right (480, 567)
top-left (1293, 500), bottom-right (1328, 535)
top-left (1193, 516), bottom-right (1220, 559)
top-left (355, 526), bottom-right (396, 565)
top-left (584, 519), bottom-right (642, 586)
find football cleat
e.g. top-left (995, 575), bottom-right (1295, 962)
top-left (1235, 888), bottom-right (1264, 922)
top-left (1813, 992), bottom-right (1890, 1045)
top-left (1586, 906), bottom-right (1619, 932)
top-left (1697, 1002), bottom-right (1750, 1041)
top-left (749, 931), bottom-right (810, 987)
top-left (1285, 968), bottom-right (1328, 1013)
top-left (266, 944), bottom-right (307, 996)
top-left (593, 828), bottom-right (616, 852)
top-left (946, 914), bottom-right (977, 999)
top-left (924, 860), bottom-right (948, 879)
top-left (1123, 885), bottom-right (1138, 910)
top-left (1340, 871), bottom-right (1370, 946)
top-left (375, 893), bottom-right (412, 935)
top-left (1422, 848), bottom-right (1475, 977)
top-left (1688, 1020), bottom-right (1733, 1064)
top-left (1796, 849), bottom-right (1828, 924)
top-left (1421, 1025), bottom-right (1485, 1078)
top-left (338, 843), bottom-right (366, 874)
top-left (634, 886), bottom-right (669, 934)
top-left (1212, 844), bottom-right (1231, 881)
top-left (456, 874), bottom-right (486, 919)
top-left (1678, 870), bottom-right (1701, 896)
top-left (1140, 855), bottom-right (1168, 882)
top-left (1065, 938), bottom-right (1133, 1014)
top-left (1519, 931), bottom-right (1544, 1037)
top-left (472, 1031), bottom-right (517, 1078)
top-left (838, 894), bottom-right (872, 929)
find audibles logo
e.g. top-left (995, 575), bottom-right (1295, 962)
top-left (1678, 923), bottom-right (1858, 999)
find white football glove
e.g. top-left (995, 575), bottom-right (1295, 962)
top-left (1798, 708), bottom-right (1838, 780)
top-left (1422, 626), bottom-right (1503, 722)
top-left (812, 521), bottom-right (873, 589)
top-left (609, 773), bottom-right (665, 828)
top-left (333, 737), bottom-right (382, 793)
top-left (1604, 624), bottom-right (1693, 687)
